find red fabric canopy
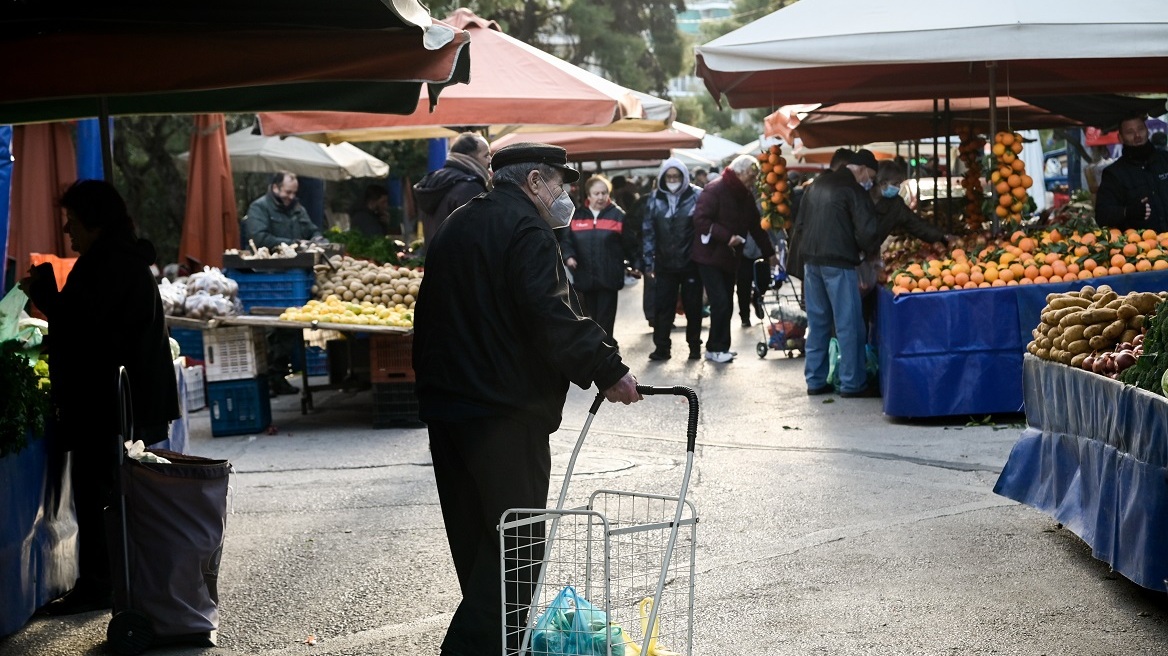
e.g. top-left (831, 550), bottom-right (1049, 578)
top-left (179, 116), bottom-right (238, 270)
top-left (7, 124), bottom-right (78, 273)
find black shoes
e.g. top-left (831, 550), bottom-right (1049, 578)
top-left (648, 350), bottom-right (671, 361)
top-left (840, 386), bottom-right (881, 398)
top-left (688, 346), bottom-right (701, 360)
top-left (741, 318), bottom-right (752, 328)
top-left (270, 377), bottom-right (299, 397)
top-left (807, 384), bottom-right (835, 396)
top-left (37, 587), bottom-right (113, 616)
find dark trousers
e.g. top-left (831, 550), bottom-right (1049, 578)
top-left (698, 264), bottom-right (736, 353)
top-left (71, 445), bottom-right (115, 596)
top-left (735, 257), bottom-right (755, 322)
top-left (652, 266), bottom-right (704, 354)
top-left (428, 417), bottom-right (551, 656)
top-left (578, 289), bottom-right (619, 345)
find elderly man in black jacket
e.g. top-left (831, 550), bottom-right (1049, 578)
top-left (413, 132), bottom-right (492, 252)
top-left (1096, 115), bottom-right (1168, 233)
top-left (796, 149), bottom-right (882, 398)
top-left (413, 143), bottom-right (642, 656)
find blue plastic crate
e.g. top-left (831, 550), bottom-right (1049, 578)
top-left (306, 346), bottom-right (329, 377)
top-left (207, 376), bottom-right (272, 437)
top-left (170, 327), bottom-right (205, 360)
top-left (226, 268), bottom-right (314, 313)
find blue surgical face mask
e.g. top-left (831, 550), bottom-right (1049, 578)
top-left (881, 184), bottom-right (900, 198)
top-left (860, 179), bottom-right (874, 191)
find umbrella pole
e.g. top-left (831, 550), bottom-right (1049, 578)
top-left (987, 61), bottom-right (999, 235)
top-left (945, 98), bottom-right (953, 233)
top-left (932, 98), bottom-right (940, 228)
top-left (99, 97), bottom-right (114, 181)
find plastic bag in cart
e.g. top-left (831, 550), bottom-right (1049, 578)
top-left (532, 585), bottom-right (629, 656)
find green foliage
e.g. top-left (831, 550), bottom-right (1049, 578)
top-left (0, 343), bottom-right (50, 457)
top-left (1119, 300), bottom-right (1168, 394)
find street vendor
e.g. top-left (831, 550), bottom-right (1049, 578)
top-left (1095, 114), bottom-right (1168, 233)
top-left (241, 171), bottom-right (322, 249)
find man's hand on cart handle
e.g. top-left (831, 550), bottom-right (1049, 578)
top-left (604, 373), bottom-right (643, 404)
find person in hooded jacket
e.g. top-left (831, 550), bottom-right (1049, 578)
top-left (1095, 115), bottom-right (1168, 233)
top-left (560, 174), bottom-right (641, 345)
top-left (413, 132), bottom-right (492, 253)
top-left (640, 158), bottom-right (705, 361)
top-left (21, 180), bottom-right (180, 615)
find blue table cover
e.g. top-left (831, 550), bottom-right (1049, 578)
top-left (994, 354), bottom-right (1168, 592)
top-left (0, 437), bottom-right (78, 636)
top-left (877, 269), bottom-right (1168, 418)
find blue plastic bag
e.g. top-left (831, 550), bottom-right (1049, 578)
top-left (532, 585), bottom-right (626, 656)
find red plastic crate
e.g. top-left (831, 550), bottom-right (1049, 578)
top-left (370, 334), bottom-right (414, 383)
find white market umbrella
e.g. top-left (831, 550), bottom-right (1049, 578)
top-left (695, 0), bottom-right (1168, 110)
top-left (178, 128), bottom-right (389, 180)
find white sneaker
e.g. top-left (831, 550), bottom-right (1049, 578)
top-left (704, 350), bottom-right (734, 363)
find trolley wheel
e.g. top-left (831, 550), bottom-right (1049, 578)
top-left (756, 342), bottom-right (768, 358)
top-left (107, 610), bottom-right (154, 655)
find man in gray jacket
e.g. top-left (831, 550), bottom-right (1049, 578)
top-left (241, 171), bottom-right (321, 249)
top-left (797, 149), bottom-right (881, 397)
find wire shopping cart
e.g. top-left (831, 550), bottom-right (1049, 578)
top-left (499, 386), bottom-right (699, 656)
top-left (751, 255), bottom-right (806, 359)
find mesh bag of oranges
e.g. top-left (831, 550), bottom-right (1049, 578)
top-left (757, 145), bottom-right (791, 231)
top-left (986, 131), bottom-right (1036, 225)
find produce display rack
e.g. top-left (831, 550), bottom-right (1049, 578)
top-left (164, 315), bottom-right (412, 419)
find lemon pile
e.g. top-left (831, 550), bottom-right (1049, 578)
top-left (279, 297), bottom-right (414, 328)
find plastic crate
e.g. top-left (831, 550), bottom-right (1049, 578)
top-left (207, 376), bottom-right (272, 437)
top-left (169, 327), bottom-right (205, 360)
top-left (183, 365), bottom-right (206, 411)
top-left (370, 334), bottom-right (414, 383)
top-left (306, 346), bottom-right (329, 377)
top-left (203, 326), bottom-right (268, 382)
top-left (372, 382), bottom-right (420, 428)
top-left (225, 268), bottom-right (314, 313)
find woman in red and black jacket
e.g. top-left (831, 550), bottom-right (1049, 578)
top-left (560, 174), bottom-right (642, 347)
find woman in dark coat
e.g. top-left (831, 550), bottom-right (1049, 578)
top-left (560, 174), bottom-right (641, 346)
top-left (22, 179), bottom-right (180, 615)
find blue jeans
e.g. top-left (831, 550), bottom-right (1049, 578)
top-left (803, 263), bottom-right (867, 393)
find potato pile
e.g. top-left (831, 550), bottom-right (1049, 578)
top-left (1028, 285), bottom-right (1167, 368)
top-left (312, 255), bottom-right (422, 310)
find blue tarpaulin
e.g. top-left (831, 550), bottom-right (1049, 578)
top-left (994, 354), bottom-right (1168, 592)
top-left (877, 269), bottom-right (1168, 418)
top-left (74, 118), bottom-right (108, 181)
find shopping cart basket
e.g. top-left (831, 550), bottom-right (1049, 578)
top-left (751, 255), bottom-right (806, 359)
top-left (106, 368), bottom-right (232, 655)
top-left (499, 386), bottom-right (699, 656)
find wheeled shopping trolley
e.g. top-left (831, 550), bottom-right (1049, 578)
top-left (106, 369), bottom-right (232, 655)
top-left (499, 386), bottom-right (700, 656)
top-left (751, 254), bottom-right (807, 359)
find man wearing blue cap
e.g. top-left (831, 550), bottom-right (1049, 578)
top-left (413, 142), bottom-right (642, 656)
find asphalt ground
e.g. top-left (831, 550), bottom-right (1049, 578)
top-left (3, 280), bottom-right (1166, 655)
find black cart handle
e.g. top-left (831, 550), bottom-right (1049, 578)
top-left (589, 385), bottom-right (699, 452)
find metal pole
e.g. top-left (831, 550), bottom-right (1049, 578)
top-left (932, 98), bottom-right (940, 226)
top-left (945, 98), bottom-right (953, 232)
top-left (99, 98), bottom-right (114, 182)
top-left (987, 61), bottom-right (999, 235)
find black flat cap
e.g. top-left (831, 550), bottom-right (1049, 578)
top-left (491, 142), bottom-right (580, 183)
top-left (849, 148), bottom-right (879, 173)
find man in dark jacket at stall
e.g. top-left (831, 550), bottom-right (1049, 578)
top-left (242, 171), bottom-right (321, 249)
top-left (641, 158), bottom-right (705, 361)
top-left (412, 132), bottom-right (492, 253)
top-left (1096, 114), bottom-right (1168, 233)
top-left (690, 155), bottom-right (778, 363)
top-left (412, 142), bottom-right (642, 656)
top-left (798, 149), bottom-right (882, 398)
top-left (22, 180), bottom-right (180, 615)
top-left (348, 184), bottom-right (389, 237)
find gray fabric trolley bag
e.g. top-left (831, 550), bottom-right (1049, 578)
top-left (106, 368), bottom-right (232, 655)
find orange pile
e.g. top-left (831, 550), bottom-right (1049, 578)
top-left (889, 227), bottom-right (1168, 295)
top-left (955, 125), bottom-right (987, 231)
top-left (989, 131), bottom-right (1034, 224)
top-left (757, 145), bottom-right (790, 231)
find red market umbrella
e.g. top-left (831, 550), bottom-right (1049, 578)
top-left (6, 123), bottom-right (78, 275)
top-left (179, 115), bottom-right (238, 270)
top-left (256, 8), bottom-right (675, 144)
top-left (695, 0), bottom-right (1168, 110)
top-left (491, 123), bottom-right (705, 162)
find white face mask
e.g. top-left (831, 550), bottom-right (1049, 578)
top-left (537, 178), bottom-right (574, 229)
top-left (665, 181), bottom-right (683, 192)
